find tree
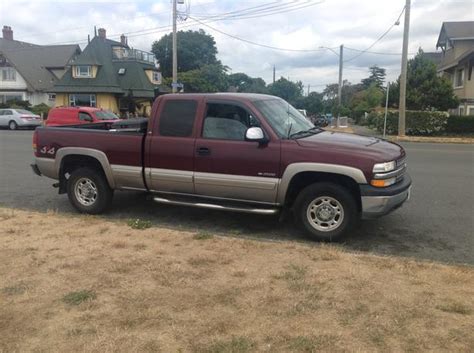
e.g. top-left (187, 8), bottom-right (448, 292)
top-left (389, 49), bottom-right (459, 111)
top-left (267, 77), bottom-right (304, 106)
top-left (350, 83), bottom-right (384, 121)
top-left (151, 29), bottom-right (220, 77)
top-left (228, 73), bottom-right (268, 93)
top-left (361, 65), bottom-right (386, 89)
top-left (303, 92), bottom-right (323, 115)
top-left (169, 64), bottom-right (228, 93)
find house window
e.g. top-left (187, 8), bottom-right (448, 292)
top-left (467, 106), bottom-right (474, 116)
top-left (0, 94), bottom-right (22, 103)
top-left (454, 69), bottom-right (464, 88)
top-left (69, 94), bottom-right (96, 107)
top-left (152, 71), bottom-right (162, 84)
top-left (48, 93), bottom-right (56, 101)
top-left (74, 66), bottom-right (92, 78)
top-left (459, 106), bottom-right (464, 116)
top-left (1, 67), bottom-right (16, 81)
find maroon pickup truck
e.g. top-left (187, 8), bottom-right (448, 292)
top-left (32, 93), bottom-right (411, 241)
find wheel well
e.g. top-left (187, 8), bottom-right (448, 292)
top-left (285, 172), bottom-right (361, 211)
top-left (58, 155), bottom-right (106, 193)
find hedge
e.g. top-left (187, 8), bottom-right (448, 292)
top-left (369, 110), bottom-right (474, 136)
top-left (446, 115), bottom-right (474, 134)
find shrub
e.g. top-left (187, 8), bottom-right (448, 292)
top-left (374, 110), bottom-right (448, 136)
top-left (31, 103), bottom-right (51, 119)
top-left (446, 115), bottom-right (474, 134)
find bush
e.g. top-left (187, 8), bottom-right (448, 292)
top-left (374, 110), bottom-right (448, 136)
top-left (446, 115), bottom-right (474, 134)
top-left (31, 103), bottom-right (51, 119)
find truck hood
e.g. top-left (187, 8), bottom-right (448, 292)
top-left (296, 131), bottom-right (404, 162)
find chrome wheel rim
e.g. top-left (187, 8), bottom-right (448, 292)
top-left (307, 196), bottom-right (344, 232)
top-left (74, 177), bottom-right (98, 206)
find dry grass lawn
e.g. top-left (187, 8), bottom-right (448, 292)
top-left (1, 208), bottom-right (473, 353)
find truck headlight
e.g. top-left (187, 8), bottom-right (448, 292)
top-left (373, 161), bottom-right (396, 173)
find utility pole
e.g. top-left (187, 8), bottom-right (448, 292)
top-left (398, 0), bottom-right (411, 137)
top-left (307, 84), bottom-right (310, 96)
top-left (337, 44), bottom-right (344, 127)
top-left (273, 65), bottom-right (276, 83)
top-left (172, 0), bottom-right (178, 93)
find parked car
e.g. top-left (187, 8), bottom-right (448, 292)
top-left (46, 106), bottom-right (119, 126)
top-left (31, 93), bottom-right (411, 241)
top-left (0, 108), bottom-right (42, 130)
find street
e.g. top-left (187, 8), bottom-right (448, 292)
top-left (1, 130), bottom-right (473, 264)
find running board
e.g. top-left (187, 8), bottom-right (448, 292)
top-left (153, 197), bottom-right (279, 215)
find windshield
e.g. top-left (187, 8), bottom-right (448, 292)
top-left (253, 98), bottom-right (315, 139)
top-left (94, 111), bottom-right (119, 120)
top-left (16, 109), bottom-right (35, 115)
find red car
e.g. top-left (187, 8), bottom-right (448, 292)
top-left (32, 93), bottom-right (411, 241)
top-left (46, 106), bottom-right (119, 126)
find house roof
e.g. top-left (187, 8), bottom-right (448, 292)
top-left (438, 48), bottom-right (474, 72)
top-left (0, 38), bottom-right (80, 91)
top-left (54, 36), bottom-right (160, 98)
top-left (436, 21), bottom-right (474, 48)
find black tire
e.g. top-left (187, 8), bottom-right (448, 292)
top-left (293, 182), bottom-right (358, 242)
top-left (67, 167), bottom-right (113, 214)
top-left (8, 120), bottom-right (18, 130)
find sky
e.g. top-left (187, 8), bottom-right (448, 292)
top-left (1, 0), bottom-right (473, 93)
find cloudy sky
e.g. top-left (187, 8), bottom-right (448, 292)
top-left (1, 0), bottom-right (473, 92)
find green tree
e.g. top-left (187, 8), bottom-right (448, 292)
top-left (350, 83), bottom-right (384, 121)
top-left (228, 73), bottom-right (268, 93)
top-left (151, 29), bottom-right (220, 77)
top-left (267, 77), bottom-right (304, 106)
top-left (361, 65), bottom-right (386, 89)
top-left (303, 92), bottom-right (323, 115)
top-left (388, 49), bottom-right (459, 111)
top-left (170, 64), bottom-right (228, 93)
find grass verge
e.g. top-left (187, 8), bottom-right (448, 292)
top-left (1, 208), bottom-right (473, 352)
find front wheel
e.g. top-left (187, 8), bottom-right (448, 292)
top-left (67, 167), bottom-right (113, 214)
top-left (293, 182), bottom-right (358, 241)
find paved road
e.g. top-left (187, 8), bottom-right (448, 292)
top-left (1, 130), bottom-right (473, 264)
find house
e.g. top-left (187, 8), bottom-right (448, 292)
top-left (0, 26), bottom-right (80, 106)
top-left (54, 28), bottom-right (165, 117)
top-left (436, 21), bottom-right (474, 116)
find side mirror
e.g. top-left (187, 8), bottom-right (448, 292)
top-left (245, 127), bottom-right (268, 144)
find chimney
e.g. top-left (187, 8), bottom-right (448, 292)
top-left (2, 26), bottom-right (13, 40)
top-left (98, 28), bottom-right (106, 39)
top-left (120, 34), bottom-right (127, 46)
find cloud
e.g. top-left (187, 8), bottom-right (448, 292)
top-left (2, 0), bottom-right (473, 91)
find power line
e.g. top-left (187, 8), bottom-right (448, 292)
top-left (344, 46), bottom-right (416, 56)
top-left (188, 15), bottom-right (332, 52)
top-left (343, 5), bottom-right (406, 63)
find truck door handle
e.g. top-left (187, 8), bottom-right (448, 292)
top-left (196, 147), bottom-right (211, 156)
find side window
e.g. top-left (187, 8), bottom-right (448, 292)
top-left (159, 100), bottom-right (197, 137)
top-left (202, 103), bottom-right (260, 141)
top-left (79, 112), bottom-right (92, 121)
top-left (4, 110), bottom-right (12, 116)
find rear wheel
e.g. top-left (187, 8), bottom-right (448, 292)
top-left (8, 120), bottom-right (18, 130)
top-left (67, 167), bottom-right (113, 214)
top-left (294, 182), bottom-right (357, 241)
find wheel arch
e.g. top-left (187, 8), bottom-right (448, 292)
top-left (56, 148), bottom-right (115, 190)
top-left (278, 163), bottom-right (366, 210)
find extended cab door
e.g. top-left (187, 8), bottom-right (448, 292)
top-left (145, 96), bottom-right (202, 194)
top-left (194, 100), bottom-right (281, 204)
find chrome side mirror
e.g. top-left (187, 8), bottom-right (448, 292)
top-left (245, 127), bottom-right (268, 144)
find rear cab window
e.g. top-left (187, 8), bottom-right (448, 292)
top-left (158, 99), bottom-right (198, 137)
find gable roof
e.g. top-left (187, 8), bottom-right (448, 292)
top-left (54, 36), bottom-right (160, 98)
top-left (436, 21), bottom-right (474, 48)
top-left (0, 38), bottom-right (80, 91)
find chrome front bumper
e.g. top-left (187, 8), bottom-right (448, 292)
top-left (360, 175), bottom-right (411, 219)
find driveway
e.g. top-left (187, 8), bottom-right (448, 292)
top-left (1, 130), bottom-right (473, 264)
